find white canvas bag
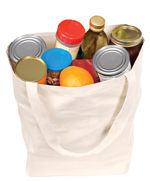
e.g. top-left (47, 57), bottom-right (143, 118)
top-left (8, 25), bottom-right (144, 176)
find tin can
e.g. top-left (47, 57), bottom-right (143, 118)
top-left (9, 34), bottom-right (47, 70)
top-left (109, 24), bottom-right (143, 67)
top-left (41, 48), bottom-right (72, 85)
top-left (92, 45), bottom-right (131, 82)
top-left (14, 56), bottom-right (47, 84)
top-left (55, 20), bottom-right (85, 60)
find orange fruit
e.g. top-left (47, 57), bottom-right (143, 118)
top-left (60, 66), bottom-right (94, 87)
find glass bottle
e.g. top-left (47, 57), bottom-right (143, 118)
top-left (78, 15), bottom-right (108, 59)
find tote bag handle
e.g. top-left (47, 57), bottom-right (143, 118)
top-left (26, 70), bottom-right (136, 157)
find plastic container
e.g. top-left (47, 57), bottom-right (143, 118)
top-left (92, 45), bottom-right (131, 82)
top-left (41, 48), bottom-right (72, 85)
top-left (55, 20), bottom-right (85, 60)
top-left (109, 24), bottom-right (143, 67)
top-left (14, 56), bottom-right (47, 84)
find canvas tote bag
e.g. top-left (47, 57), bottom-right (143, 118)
top-left (8, 25), bottom-right (144, 176)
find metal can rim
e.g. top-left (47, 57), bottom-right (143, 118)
top-left (14, 56), bottom-right (47, 82)
top-left (9, 34), bottom-right (47, 63)
top-left (92, 45), bottom-right (130, 76)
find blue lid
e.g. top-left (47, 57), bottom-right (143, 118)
top-left (41, 48), bottom-right (72, 71)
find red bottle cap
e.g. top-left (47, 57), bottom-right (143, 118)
top-left (56, 20), bottom-right (85, 45)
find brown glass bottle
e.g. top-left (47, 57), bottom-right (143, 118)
top-left (78, 16), bottom-right (108, 59)
top-left (109, 25), bottom-right (143, 67)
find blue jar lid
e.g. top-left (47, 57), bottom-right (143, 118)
top-left (41, 48), bottom-right (72, 71)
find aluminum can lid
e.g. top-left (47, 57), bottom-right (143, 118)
top-left (9, 34), bottom-right (46, 63)
top-left (92, 45), bottom-right (130, 76)
top-left (15, 56), bottom-right (47, 82)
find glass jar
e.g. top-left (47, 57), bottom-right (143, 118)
top-left (109, 24), bottom-right (143, 67)
top-left (41, 48), bottom-right (72, 85)
top-left (78, 15), bottom-right (108, 59)
top-left (55, 20), bottom-right (85, 60)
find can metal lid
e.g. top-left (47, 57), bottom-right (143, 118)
top-left (92, 45), bottom-right (130, 76)
top-left (15, 56), bottom-right (47, 82)
top-left (9, 34), bottom-right (47, 63)
top-left (111, 24), bottom-right (142, 47)
top-left (90, 15), bottom-right (105, 32)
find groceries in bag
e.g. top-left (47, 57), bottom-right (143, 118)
top-left (14, 56), bottom-right (47, 84)
top-left (55, 19), bottom-right (85, 60)
top-left (41, 48), bottom-right (72, 85)
top-left (8, 34), bottom-right (47, 70)
top-left (8, 16), bottom-right (143, 86)
top-left (92, 45), bottom-right (131, 82)
top-left (8, 22), bottom-right (144, 177)
top-left (72, 59), bottom-right (99, 83)
top-left (60, 66), bottom-right (94, 87)
top-left (109, 24), bottom-right (143, 67)
top-left (77, 15), bottom-right (108, 59)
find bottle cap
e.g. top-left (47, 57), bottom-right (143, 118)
top-left (90, 15), bottom-right (105, 32)
top-left (110, 24), bottom-right (142, 47)
top-left (56, 20), bottom-right (85, 45)
top-left (41, 48), bottom-right (72, 71)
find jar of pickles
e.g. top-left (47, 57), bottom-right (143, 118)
top-left (109, 24), bottom-right (143, 67)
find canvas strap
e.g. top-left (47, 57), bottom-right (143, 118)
top-left (26, 70), bottom-right (136, 157)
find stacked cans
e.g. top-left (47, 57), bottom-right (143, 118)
top-left (9, 34), bottom-right (47, 69)
top-left (8, 34), bottom-right (47, 84)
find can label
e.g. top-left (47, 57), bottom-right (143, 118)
top-left (95, 70), bottom-right (100, 81)
top-left (55, 40), bottom-right (80, 60)
top-left (98, 62), bottom-right (131, 82)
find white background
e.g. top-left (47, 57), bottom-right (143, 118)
top-left (0, 0), bottom-right (150, 180)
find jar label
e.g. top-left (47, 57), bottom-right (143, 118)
top-left (55, 40), bottom-right (80, 60)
